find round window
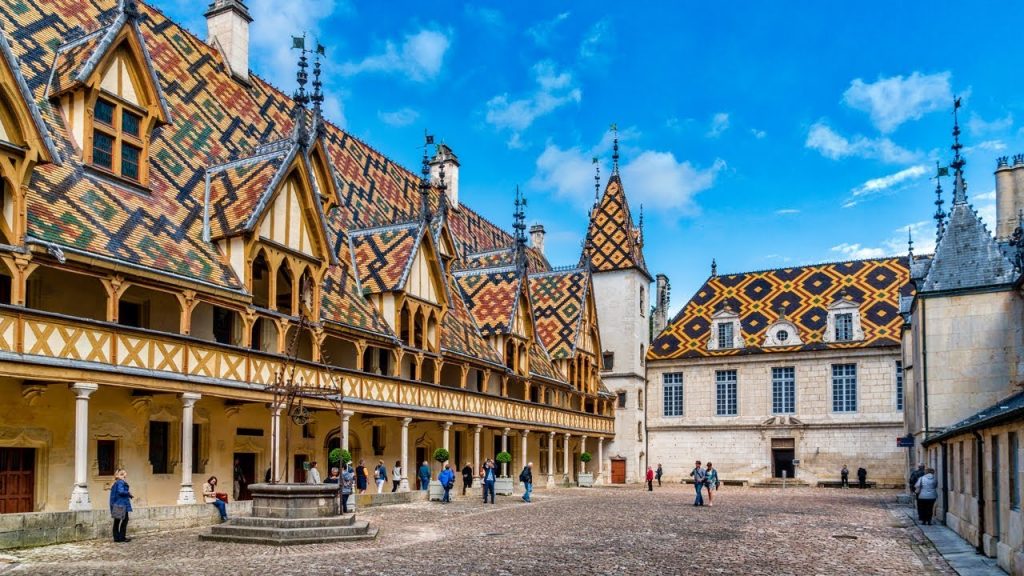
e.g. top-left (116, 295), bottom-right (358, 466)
top-left (777, 330), bottom-right (789, 342)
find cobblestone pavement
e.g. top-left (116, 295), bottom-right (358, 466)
top-left (0, 486), bottom-right (955, 576)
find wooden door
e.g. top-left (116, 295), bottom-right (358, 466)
top-left (611, 459), bottom-right (626, 484)
top-left (0, 448), bottom-right (35, 513)
top-left (232, 452), bottom-right (256, 499)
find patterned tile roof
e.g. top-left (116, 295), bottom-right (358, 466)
top-left (442, 276), bottom-right (503, 366)
top-left (529, 339), bottom-right (561, 383)
top-left (529, 268), bottom-right (589, 360)
top-left (0, 26), bottom-right (60, 162)
top-left (348, 222), bottom-right (421, 294)
top-left (582, 174), bottom-right (649, 278)
top-left (457, 246), bottom-right (548, 274)
top-left (455, 267), bottom-right (521, 336)
top-left (204, 149), bottom-right (289, 239)
top-left (649, 257), bottom-right (911, 360)
top-left (320, 210), bottom-right (392, 336)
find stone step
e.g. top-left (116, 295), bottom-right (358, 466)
top-left (199, 527), bottom-right (379, 546)
top-left (230, 514), bottom-right (356, 528)
top-left (207, 521), bottom-right (371, 541)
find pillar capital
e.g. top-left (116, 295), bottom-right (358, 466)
top-left (402, 417), bottom-right (413, 426)
top-left (521, 429), bottom-right (530, 438)
top-left (341, 410), bottom-right (354, 421)
top-left (549, 430), bottom-right (555, 438)
top-left (564, 432), bottom-right (571, 440)
top-left (442, 421), bottom-right (452, 431)
top-left (581, 434), bottom-right (588, 441)
top-left (502, 427), bottom-right (510, 435)
top-left (180, 392), bottom-right (201, 407)
top-left (70, 382), bottom-right (98, 399)
top-left (475, 424), bottom-right (483, 432)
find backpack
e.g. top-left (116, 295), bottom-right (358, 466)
top-left (519, 468), bottom-right (527, 482)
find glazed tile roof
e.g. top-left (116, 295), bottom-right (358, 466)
top-left (205, 149), bottom-right (290, 239)
top-left (458, 246), bottom-right (549, 274)
top-left (529, 268), bottom-right (589, 360)
top-left (442, 277), bottom-right (503, 366)
top-left (529, 340), bottom-right (561, 383)
top-left (348, 222), bottom-right (421, 294)
top-left (320, 211), bottom-right (392, 336)
top-left (0, 26), bottom-right (60, 162)
top-left (581, 174), bottom-right (649, 278)
top-left (455, 267), bottom-right (521, 336)
top-left (649, 257), bottom-right (911, 360)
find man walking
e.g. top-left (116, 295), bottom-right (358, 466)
top-left (857, 466), bottom-right (867, 489)
top-left (461, 462), bottom-right (474, 495)
top-left (482, 459), bottom-right (497, 504)
top-left (519, 461), bottom-right (534, 503)
top-left (418, 460), bottom-right (431, 492)
top-left (840, 464), bottom-right (849, 488)
top-left (690, 460), bottom-right (706, 506)
top-left (439, 464), bottom-right (455, 503)
top-left (646, 466), bottom-right (654, 491)
top-left (655, 464), bottom-right (663, 487)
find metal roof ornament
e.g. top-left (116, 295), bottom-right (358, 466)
top-left (310, 43), bottom-right (325, 116)
top-left (933, 160), bottom-right (948, 241)
top-left (592, 157), bottom-right (600, 203)
top-left (907, 226), bottom-right (914, 260)
top-left (513, 186), bottom-right (528, 272)
top-left (420, 131), bottom-right (434, 222)
top-left (951, 97), bottom-right (968, 206)
top-left (1010, 210), bottom-right (1024, 272)
top-left (711, 258), bottom-right (717, 278)
top-left (610, 123), bottom-right (620, 175)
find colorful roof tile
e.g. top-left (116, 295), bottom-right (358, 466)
top-left (455, 267), bottom-right (520, 336)
top-left (649, 257), bottom-right (911, 360)
top-left (442, 277), bottom-right (504, 366)
top-left (582, 174), bottom-right (649, 278)
top-left (529, 268), bottom-right (589, 360)
top-left (204, 149), bottom-right (290, 239)
top-left (349, 222), bottom-right (420, 294)
top-left (458, 246), bottom-right (548, 274)
top-left (529, 340), bottom-right (561, 383)
top-left (320, 211), bottom-right (392, 336)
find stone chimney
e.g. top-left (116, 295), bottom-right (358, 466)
top-left (995, 154), bottom-right (1024, 240)
top-left (653, 273), bottom-right (670, 336)
top-left (205, 0), bottom-right (252, 84)
top-left (429, 143), bottom-right (460, 209)
top-left (529, 224), bottom-right (546, 255)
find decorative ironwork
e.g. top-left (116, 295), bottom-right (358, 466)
top-left (513, 186), bottom-right (527, 272)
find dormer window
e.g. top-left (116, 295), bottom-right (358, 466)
top-left (823, 293), bottom-right (864, 344)
top-left (91, 96), bottom-right (145, 181)
top-left (707, 303), bottom-right (743, 351)
top-left (835, 313), bottom-right (853, 341)
top-left (717, 322), bottom-right (733, 349)
top-left (762, 309), bottom-right (804, 348)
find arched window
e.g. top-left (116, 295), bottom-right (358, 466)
top-left (251, 251), bottom-right (271, 309)
top-left (640, 286), bottom-right (645, 316)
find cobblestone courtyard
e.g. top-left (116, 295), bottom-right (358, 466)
top-left (1, 486), bottom-right (954, 576)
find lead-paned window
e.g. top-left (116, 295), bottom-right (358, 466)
top-left (831, 363), bottom-right (857, 412)
top-left (663, 372), bottom-right (683, 417)
top-left (895, 361), bottom-right (904, 411)
top-left (715, 369), bottom-right (737, 416)
top-left (771, 367), bottom-right (795, 414)
top-left (835, 313), bottom-right (853, 341)
top-left (717, 322), bottom-right (733, 349)
top-left (1009, 432), bottom-right (1020, 510)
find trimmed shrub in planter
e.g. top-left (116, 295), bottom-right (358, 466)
top-left (329, 448), bottom-right (352, 466)
top-left (494, 451), bottom-right (514, 495)
top-left (432, 448), bottom-right (450, 463)
top-left (579, 451), bottom-right (592, 472)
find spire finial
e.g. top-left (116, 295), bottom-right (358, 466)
top-left (933, 160), bottom-right (947, 240)
top-left (513, 187), bottom-right (528, 271)
top-left (711, 258), bottom-right (717, 278)
top-left (907, 226), bottom-right (914, 259)
top-left (638, 204), bottom-right (644, 246)
top-left (610, 123), bottom-right (620, 175)
top-left (951, 97), bottom-right (968, 205)
top-left (420, 131), bottom-right (435, 222)
top-left (592, 157), bottom-right (600, 201)
top-left (291, 35), bottom-right (309, 106)
top-left (1010, 210), bottom-right (1024, 271)
top-left (310, 43), bottom-right (325, 116)
top-left (121, 0), bottom-right (139, 19)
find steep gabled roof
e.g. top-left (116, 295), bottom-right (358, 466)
top-left (0, 27), bottom-right (60, 163)
top-left (320, 212), bottom-right (392, 337)
top-left (458, 246), bottom-right (548, 274)
top-left (920, 202), bottom-right (1018, 292)
top-left (442, 276), bottom-right (504, 367)
top-left (348, 222), bottom-right (421, 294)
top-left (529, 268), bottom-right (589, 360)
top-left (582, 174), bottom-right (650, 279)
top-left (649, 257), bottom-right (911, 360)
top-left (204, 145), bottom-right (291, 239)
top-left (455, 266), bottom-right (521, 336)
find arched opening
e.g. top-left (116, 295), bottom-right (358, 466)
top-left (413, 308), bottom-right (425, 349)
top-left (0, 177), bottom-right (14, 246)
top-left (251, 251), bottom-right (271, 309)
top-left (275, 263), bottom-right (293, 315)
top-left (420, 358), bottom-right (437, 383)
top-left (249, 316), bottom-right (279, 352)
top-left (504, 340), bottom-right (515, 371)
top-left (298, 267), bottom-right (314, 315)
top-left (361, 345), bottom-right (391, 375)
top-left (321, 335), bottom-right (358, 369)
top-left (326, 427), bottom-right (363, 470)
top-left (426, 311), bottom-right (438, 352)
top-left (400, 353), bottom-right (416, 380)
top-left (191, 302), bottom-right (242, 345)
top-left (518, 343), bottom-right (528, 375)
top-left (399, 304), bottom-right (411, 346)
top-left (283, 325), bottom-right (314, 361)
top-left (25, 266), bottom-right (106, 321)
top-left (117, 284), bottom-right (180, 333)
top-left (439, 363), bottom-right (462, 388)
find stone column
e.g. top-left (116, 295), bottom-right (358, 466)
top-left (501, 427), bottom-right (510, 477)
top-left (177, 392), bottom-right (201, 504)
top-left (596, 438), bottom-right (605, 485)
top-left (341, 410), bottom-right (353, 452)
top-left (547, 431), bottom-right (556, 488)
top-left (69, 383), bottom-right (98, 510)
top-left (270, 404), bottom-right (282, 483)
top-left (580, 435), bottom-right (588, 475)
top-left (400, 418), bottom-right (412, 491)
top-left (473, 425), bottom-right (482, 473)
top-left (563, 433), bottom-right (571, 484)
top-left (520, 430), bottom-right (529, 478)
top-left (442, 421), bottom-right (452, 464)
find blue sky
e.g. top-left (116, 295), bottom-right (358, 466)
top-left (163, 1), bottom-right (1024, 313)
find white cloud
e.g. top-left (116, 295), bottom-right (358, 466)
top-left (843, 164), bottom-right (928, 208)
top-left (706, 113), bottom-right (730, 138)
top-left (973, 188), bottom-right (997, 230)
top-left (485, 61), bottom-right (582, 144)
top-left (340, 29), bottom-right (450, 82)
top-left (842, 71), bottom-right (952, 133)
top-left (968, 112), bottom-right (1013, 136)
top-left (775, 208), bottom-right (800, 215)
top-left (579, 19), bottom-right (610, 62)
top-left (832, 220), bottom-right (937, 260)
top-left (530, 144), bottom-right (598, 204)
top-left (806, 121), bottom-right (920, 163)
top-left (965, 139), bottom-right (1006, 154)
top-left (527, 12), bottom-right (570, 46)
top-left (975, 190), bottom-right (997, 201)
top-left (377, 107), bottom-right (419, 127)
top-left (750, 128), bottom-right (767, 139)
top-left (830, 243), bottom-right (888, 259)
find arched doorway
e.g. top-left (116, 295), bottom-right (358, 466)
top-left (325, 427), bottom-right (363, 471)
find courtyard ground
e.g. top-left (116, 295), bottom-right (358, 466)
top-left (0, 485), bottom-right (956, 576)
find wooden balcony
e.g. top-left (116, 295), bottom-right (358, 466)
top-left (0, 306), bottom-right (614, 435)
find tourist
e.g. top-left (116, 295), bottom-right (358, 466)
top-left (325, 468), bottom-right (340, 484)
top-left (520, 461), bottom-right (534, 503)
top-left (655, 463), bottom-right (663, 487)
top-left (857, 466), bottom-right (867, 489)
top-left (202, 476), bottom-right (228, 521)
top-left (392, 460), bottom-right (402, 493)
top-left (704, 462), bottom-right (719, 507)
top-left (439, 464), bottom-right (455, 503)
top-left (264, 467), bottom-right (272, 483)
top-left (109, 468), bottom-right (133, 543)
top-left (646, 466), bottom-right (654, 491)
top-left (690, 460), bottom-right (706, 506)
top-left (233, 459), bottom-right (246, 500)
top-left (374, 460), bottom-right (387, 494)
top-left (356, 460), bottom-right (369, 494)
top-left (908, 464), bottom-right (925, 496)
top-left (340, 465), bottom-right (355, 514)
top-left (840, 464), bottom-right (849, 488)
top-left (418, 460), bottom-right (431, 491)
top-left (461, 462), bottom-right (474, 495)
top-left (914, 467), bottom-right (938, 525)
top-left (307, 461), bottom-right (322, 484)
top-left (482, 459), bottom-right (497, 504)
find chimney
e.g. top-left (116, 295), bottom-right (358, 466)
top-left (1013, 154), bottom-right (1024, 236)
top-left (205, 0), bottom-right (252, 84)
top-left (529, 224), bottom-right (546, 255)
top-left (653, 273), bottom-right (670, 336)
top-left (995, 156), bottom-right (1015, 240)
top-left (430, 143), bottom-right (460, 209)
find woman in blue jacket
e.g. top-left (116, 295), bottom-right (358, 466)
top-left (109, 468), bottom-right (134, 542)
top-left (438, 464), bottom-right (455, 503)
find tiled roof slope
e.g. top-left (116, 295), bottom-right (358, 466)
top-left (205, 150), bottom-right (289, 239)
top-left (650, 257), bottom-right (911, 360)
top-left (442, 277), bottom-right (504, 366)
top-left (320, 210), bottom-right (392, 336)
top-left (455, 267), bottom-right (520, 336)
top-left (581, 174), bottom-right (649, 278)
top-left (348, 223), bottom-right (420, 294)
top-left (920, 202), bottom-right (1018, 292)
top-left (529, 268), bottom-right (589, 360)
top-left (458, 246), bottom-right (549, 275)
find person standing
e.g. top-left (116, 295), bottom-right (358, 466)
top-left (306, 461), bottom-right (322, 484)
top-left (374, 460), bottom-right (387, 494)
top-left (645, 466), bottom-right (654, 491)
top-left (461, 462), bottom-right (474, 495)
top-left (202, 476), bottom-right (228, 521)
top-left (519, 462), bottom-right (534, 503)
top-left (340, 464), bottom-right (355, 514)
top-left (418, 460), bottom-right (431, 492)
top-left (392, 460), bottom-right (402, 493)
top-left (439, 464), bottom-right (455, 503)
top-left (355, 460), bottom-right (368, 494)
top-left (704, 462), bottom-right (719, 507)
top-left (232, 459), bottom-right (246, 501)
top-left (857, 466), bottom-right (867, 489)
top-left (840, 464), bottom-right (849, 488)
top-left (482, 459), bottom-right (497, 504)
top-left (914, 467), bottom-right (938, 525)
top-left (908, 464), bottom-right (925, 495)
top-left (109, 468), bottom-right (133, 542)
top-left (655, 464), bottom-right (664, 487)
top-left (690, 460), bottom-right (706, 506)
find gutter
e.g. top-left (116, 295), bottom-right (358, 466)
top-left (921, 298), bottom-right (930, 439)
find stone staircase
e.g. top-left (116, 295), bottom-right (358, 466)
top-left (200, 513), bottom-right (378, 545)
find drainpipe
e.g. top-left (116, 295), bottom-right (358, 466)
top-left (972, 431), bottom-right (985, 555)
top-left (921, 299), bottom-right (930, 438)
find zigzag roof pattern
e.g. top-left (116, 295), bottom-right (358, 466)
top-left (649, 257), bottom-right (912, 360)
top-left (204, 148), bottom-right (290, 239)
top-left (349, 222), bottom-right (421, 295)
top-left (529, 268), bottom-right (589, 360)
top-left (582, 174), bottom-right (649, 278)
top-left (320, 211), bottom-right (392, 336)
top-left (442, 276), bottom-right (504, 367)
top-left (455, 267), bottom-right (521, 336)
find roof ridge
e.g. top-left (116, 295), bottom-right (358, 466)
top-left (713, 255), bottom-right (908, 279)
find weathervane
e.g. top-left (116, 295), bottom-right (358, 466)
top-left (933, 160), bottom-right (948, 240)
top-left (951, 97), bottom-right (968, 205)
top-left (610, 123), bottom-right (620, 174)
top-left (420, 131), bottom-right (434, 221)
top-left (592, 157), bottom-right (600, 202)
top-left (513, 186), bottom-right (528, 271)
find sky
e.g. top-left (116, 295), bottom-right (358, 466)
top-left (162, 1), bottom-right (1024, 314)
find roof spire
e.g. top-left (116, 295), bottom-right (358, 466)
top-left (310, 43), bottom-right (325, 117)
top-left (420, 131), bottom-right (434, 222)
top-left (610, 123), bottom-right (620, 175)
top-left (513, 186), bottom-right (528, 272)
top-left (951, 97), bottom-right (968, 205)
top-left (711, 258), bottom-right (717, 278)
top-left (1010, 210), bottom-right (1024, 271)
top-left (637, 204), bottom-right (644, 247)
top-left (291, 34), bottom-right (309, 106)
top-left (907, 226), bottom-right (914, 260)
top-left (933, 160), bottom-right (947, 240)
top-left (592, 157), bottom-right (600, 202)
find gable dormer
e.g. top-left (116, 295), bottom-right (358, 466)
top-left (50, 12), bottom-right (170, 188)
top-left (707, 302), bottom-right (744, 351)
top-left (823, 292), bottom-right (864, 344)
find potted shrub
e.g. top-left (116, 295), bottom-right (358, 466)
top-left (328, 448), bottom-right (352, 467)
top-left (494, 451), bottom-right (514, 495)
top-left (428, 448), bottom-right (450, 501)
top-left (578, 452), bottom-right (594, 487)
